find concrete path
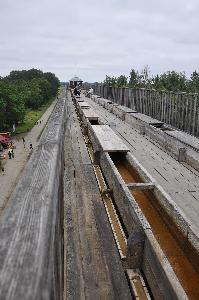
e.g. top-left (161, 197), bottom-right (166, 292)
top-left (0, 99), bottom-right (57, 215)
top-left (84, 95), bottom-right (199, 234)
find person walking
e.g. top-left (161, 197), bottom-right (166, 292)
top-left (0, 156), bottom-right (4, 174)
top-left (22, 137), bottom-right (26, 148)
top-left (8, 150), bottom-right (12, 159)
top-left (0, 157), bottom-right (5, 175)
top-left (11, 149), bottom-right (14, 158)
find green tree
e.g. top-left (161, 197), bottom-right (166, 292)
top-left (44, 72), bottom-right (60, 96)
top-left (0, 82), bottom-right (25, 130)
top-left (153, 71), bottom-right (187, 91)
top-left (189, 71), bottom-right (199, 92)
top-left (129, 69), bottom-right (139, 87)
top-left (0, 68), bottom-right (60, 131)
top-left (116, 75), bottom-right (128, 87)
top-left (104, 75), bottom-right (117, 86)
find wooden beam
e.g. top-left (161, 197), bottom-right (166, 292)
top-left (126, 182), bottom-right (155, 190)
top-left (91, 125), bottom-right (130, 152)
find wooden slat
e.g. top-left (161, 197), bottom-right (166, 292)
top-left (126, 182), bottom-right (155, 190)
top-left (91, 125), bottom-right (130, 152)
top-left (132, 113), bottom-right (164, 126)
top-left (78, 101), bottom-right (90, 108)
top-left (117, 105), bottom-right (137, 114)
top-left (166, 130), bottom-right (199, 151)
top-left (82, 108), bottom-right (99, 120)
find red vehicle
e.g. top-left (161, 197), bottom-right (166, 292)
top-left (0, 132), bottom-right (11, 149)
top-left (0, 132), bottom-right (10, 139)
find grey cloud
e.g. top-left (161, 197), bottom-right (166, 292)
top-left (0, 0), bottom-right (199, 82)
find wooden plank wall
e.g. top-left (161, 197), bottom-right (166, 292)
top-left (0, 94), bottom-right (66, 300)
top-left (93, 84), bottom-right (199, 137)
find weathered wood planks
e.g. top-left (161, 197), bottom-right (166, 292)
top-left (165, 130), bottom-right (199, 151)
top-left (78, 101), bottom-right (90, 108)
top-left (132, 113), bottom-right (164, 126)
top-left (90, 125), bottom-right (130, 152)
top-left (92, 84), bottom-right (199, 137)
top-left (64, 95), bottom-right (132, 299)
top-left (0, 93), bottom-right (66, 300)
top-left (83, 96), bottom-right (199, 233)
top-left (81, 107), bottom-right (99, 120)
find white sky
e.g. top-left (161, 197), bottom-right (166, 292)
top-left (0, 0), bottom-right (199, 82)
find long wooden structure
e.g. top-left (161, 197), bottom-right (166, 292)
top-left (85, 94), bottom-right (199, 233)
top-left (1, 87), bottom-right (199, 299)
top-left (0, 96), bottom-right (66, 300)
top-left (64, 94), bottom-right (132, 299)
top-left (92, 84), bottom-right (199, 137)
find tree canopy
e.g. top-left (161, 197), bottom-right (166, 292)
top-left (104, 67), bottom-right (199, 93)
top-left (0, 69), bottom-right (60, 131)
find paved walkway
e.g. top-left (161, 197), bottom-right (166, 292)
top-left (84, 95), bottom-right (199, 234)
top-left (0, 100), bottom-right (57, 215)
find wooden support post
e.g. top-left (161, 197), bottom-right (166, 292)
top-left (178, 148), bottom-right (187, 162)
top-left (192, 94), bottom-right (198, 136)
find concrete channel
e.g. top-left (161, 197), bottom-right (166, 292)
top-left (74, 92), bottom-right (199, 299)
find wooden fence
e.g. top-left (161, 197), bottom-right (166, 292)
top-left (92, 84), bottom-right (199, 137)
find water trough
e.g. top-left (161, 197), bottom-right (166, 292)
top-left (88, 123), bottom-right (199, 299)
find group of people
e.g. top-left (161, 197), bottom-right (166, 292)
top-left (1, 118), bottom-right (41, 175)
top-left (0, 141), bottom-right (15, 174)
top-left (86, 87), bottom-right (93, 98)
top-left (73, 86), bottom-right (81, 96)
top-left (35, 120), bottom-right (42, 125)
top-left (8, 148), bottom-right (14, 159)
top-left (73, 86), bottom-right (94, 98)
top-left (8, 141), bottom-right (15, 159)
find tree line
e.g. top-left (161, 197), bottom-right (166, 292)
top-left (104, 66), bottom-right (199, 93)
top-left (0, 69), bottom-right (60, 131)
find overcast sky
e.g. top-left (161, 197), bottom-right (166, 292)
top-left (0, 0), bottom-right (199, 82)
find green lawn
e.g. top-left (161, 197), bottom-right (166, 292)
top-left (15, 98), bottom-right (55, 134)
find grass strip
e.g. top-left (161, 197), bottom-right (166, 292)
top-left (15, 97), bottom-right (55, 134)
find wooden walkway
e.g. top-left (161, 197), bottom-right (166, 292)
top-left (85, 95), bottom-right (199, 234)
top-left (63, 95), bottom-right (132, 299)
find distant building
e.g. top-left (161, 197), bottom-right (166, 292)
top-left (69, 76), bottom-right (83, 88)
